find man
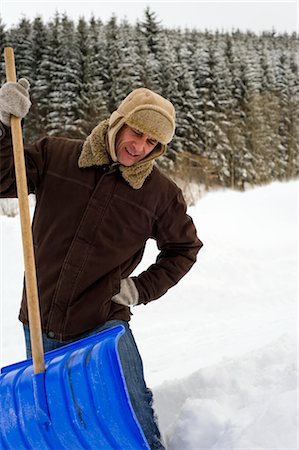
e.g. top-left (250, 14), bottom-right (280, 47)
top-left (0, 80), bottom-right (202, 449)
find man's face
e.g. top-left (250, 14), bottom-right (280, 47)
top-left (115, 125), bottom-right (158, 166)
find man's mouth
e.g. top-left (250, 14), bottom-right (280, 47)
top-left (125, 147), bottom-right (138, 157)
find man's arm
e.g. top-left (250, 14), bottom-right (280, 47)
top-left (133, 190), bottom-right (202, 304)
top-left (0, 122), bottom-right (48, 198)
top-left (0, 80), bottom-right (47, 197)
top-left (112, 190), bottom-right (202, 306)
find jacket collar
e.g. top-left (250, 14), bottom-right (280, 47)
top-left (78, 119), bottom-right (164, 189)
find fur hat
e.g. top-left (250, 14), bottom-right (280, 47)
top-left (108, 88), bottom-right (176, 162)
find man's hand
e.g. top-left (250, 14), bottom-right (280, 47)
top-left (0, 79), bottom-right (31, 126)
top-left (111, 278), bottom-right (139, 307)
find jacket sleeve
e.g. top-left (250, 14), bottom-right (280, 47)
top-left (132, 189), bottom-right (203, 304)
top-left (0, 121), bottom-right (47, 197)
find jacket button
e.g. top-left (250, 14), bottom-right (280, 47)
top-left (47, 331), bottom-right (55, 338)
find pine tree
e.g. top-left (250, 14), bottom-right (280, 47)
top-left (192, 33), bottom-right (212, 157)
top-left (59, 14), bottom-right (81, 136)
top-left (43, 13), bottom-right (65, 135)
top-left (114, 20), bottom-right (143, 100)
top-left (194, 34), bottom-right (229, 185)
top-left (207, 33), bottom-right (236, 187)
top-left (86, 15), bottom-right (110, 127)
top-left (137, 8), bottom-right (163, 91)
top-left (139, 7), bottom-right (161, 56)
top-left (104, 15), bottom-right (121, 113)
top-left (135, 20), bottom-right (159, 90)
top-left (276, 50), bottom-right (299, 179)
top-left (225, 33), bottom-right (248, 189)
top-left (0, 17), bottom-right (7, 85)
top-left (172, 38), bottom-right (201, 156)
top-left (26, 16), bottom-right (49, 140)
top-left (7, 18), bottom-right (33, 82)
top-left (147, 31), bottom-right (180, 168)
top-left (256, 33), bottom-right (283, 182)
top-left (72, 16), bottom-right (91, 138)
top-left (241, 34), bottom-right (266, 185)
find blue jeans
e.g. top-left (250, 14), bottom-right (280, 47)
top-left (23, 320), bottom-right (165, 450)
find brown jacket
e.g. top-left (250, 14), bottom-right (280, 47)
top-left (0, 122), bottom-right (202, 341)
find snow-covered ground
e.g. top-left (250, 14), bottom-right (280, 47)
top-left (0, 180), bottom-right (298, 449)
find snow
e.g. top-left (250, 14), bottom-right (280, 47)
top-left (0, 180), bottom-right (298, 449)
top-left (155, 334), bottom-right (297, 449)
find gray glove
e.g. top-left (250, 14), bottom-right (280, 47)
top-left (111, 278), bottom-right (139, 307)
top-left (0, 78), bottom-right (31, 126)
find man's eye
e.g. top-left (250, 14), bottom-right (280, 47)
top-left (133, 129), bottom-right (142, 136)
top-left (148, 140), bottom-right (157, 146)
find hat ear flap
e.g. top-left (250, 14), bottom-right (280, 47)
top-left (109, 111), bottom-right (123, 128)
top-left (107, 112), bottom-right (127, 162)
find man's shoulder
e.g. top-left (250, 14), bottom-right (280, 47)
top-left (34, 136), bottom-right (95, 185)
top-left (36, 136), bottom-right (84, 169)
top-left (38, 135), bottom-right (84, 153)
top-left (141, 165), bottom-right (184, 213)
top-left (150, 165), bottom-right (180, 193)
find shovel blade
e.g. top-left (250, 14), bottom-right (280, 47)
top-left (0, 325), bottom-right (149, 449)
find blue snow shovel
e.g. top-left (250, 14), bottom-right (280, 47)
top-left (0, 48), bottom-right (149, 450)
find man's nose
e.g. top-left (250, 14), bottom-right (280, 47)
top-left (135, 135), bottom-right (147, 152)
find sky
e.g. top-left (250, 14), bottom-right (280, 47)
top-left (0, 0), bottom-right (298, 33)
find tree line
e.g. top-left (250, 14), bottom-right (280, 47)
top-left (0, 8), bottom-right (298, 193)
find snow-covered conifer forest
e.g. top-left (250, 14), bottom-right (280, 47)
top-left (0, 8), bottom-right (298, 193)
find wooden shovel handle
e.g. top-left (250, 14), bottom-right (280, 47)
top-left (4, 47), bottom-right (45, 373)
